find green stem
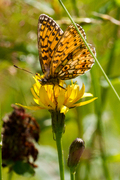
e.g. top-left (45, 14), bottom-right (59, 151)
top-left (0, 105), bottom-right (2, 180)
top-left (70, 170), bottom-right (75, 180)
top-left (55, 132), bottom-right (65, 180)
top-left (50, 110), bottom-right (65, 180)
top-left (58, 0), bottom-right (120, 101)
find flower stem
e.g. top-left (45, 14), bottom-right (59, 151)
top-left (50, 110), bottom-right (65, 180)
top-left (58, 0), bottom-right (120, 101)
top-left (70, 170), bottom-right (75, 180)
top-left (55, 131), bottom-right (65, 180)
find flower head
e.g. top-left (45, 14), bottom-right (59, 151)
top-left (2, 104), bottom-right (40, 168)
top-left (16, 74), bottom-right (97, 114)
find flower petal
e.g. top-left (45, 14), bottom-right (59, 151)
top-left (33, 98), bottom-right (50, 109)
top-left (81, 93), bottom-right (93, 98)
top-left (31, 87), bottom-right (40, 99)
top-left (39, 86), bottom-right (55, 109)
top-left (60, 105), bottom-right (69, 114)
top-left (65, 84), bottom-right (85, 107)
top-left (71, 97), bottom-right (97, 107)
top-left (15, 103), bottom-right (44, 110)
top-left (57, 89), bottom-right (65, 109)
top-left (32, 82), bottom-right (41, 96)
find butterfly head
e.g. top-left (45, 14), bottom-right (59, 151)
top-left (38, 75), bottom-right (60, 86)
top-left (39, 78), bottom-right (48, 85)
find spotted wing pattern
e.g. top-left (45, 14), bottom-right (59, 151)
top-left (38, 14), bottom-right (96, 83)
top-left (51, 24), bottom-right (96, 80)
top-left (38, 14), bottom-right (63, 75)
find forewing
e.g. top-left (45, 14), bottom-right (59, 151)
top-left (50, 24), bottom-right (96, 79)
top-left (38, 14), bottom-right (63, 74)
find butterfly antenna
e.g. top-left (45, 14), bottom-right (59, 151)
top-left (14, 65), bottom-right (34, 75)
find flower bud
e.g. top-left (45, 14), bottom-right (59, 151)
top-left (67, 138), bottom-right (85, 171)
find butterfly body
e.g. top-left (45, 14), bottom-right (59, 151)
top-left (39, 74), bottom-right (60, 86)
top-left (38, 14), bottom-right (96, 85)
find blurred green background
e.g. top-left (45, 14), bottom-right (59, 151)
top-left (0, 0), bottom-right (120, 179)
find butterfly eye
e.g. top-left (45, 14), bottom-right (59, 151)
top-left (39, 78), bottom-right (48, 86)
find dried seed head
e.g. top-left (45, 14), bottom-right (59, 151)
top-left (2, 104), bottom-right (40, 168)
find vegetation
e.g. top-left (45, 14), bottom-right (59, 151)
top-left (0, 0), bottom-right (120, 179)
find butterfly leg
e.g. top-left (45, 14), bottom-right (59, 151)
top-left (58, 84), bottom-right (66, 91)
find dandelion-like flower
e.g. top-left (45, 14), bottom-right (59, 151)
top-left (16, 74), bottom-right (97, 114)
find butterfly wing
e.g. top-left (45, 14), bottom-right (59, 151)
top-left (50, 24), bottom-right (96, 80)
top-left (59, 44), bottom-right (95, 79)
top-left (37, 14), bottom-right (63, 75)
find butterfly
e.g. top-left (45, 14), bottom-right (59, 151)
top-left (38, 14), bottom-right (96, 86)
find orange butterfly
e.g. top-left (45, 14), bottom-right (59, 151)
top-left (38, 14), bottom-right (96, 86)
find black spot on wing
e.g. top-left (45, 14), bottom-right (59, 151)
top-left (53, 60), bottom-right (59, 64)
top-left (42, 56), bottom-right (48, 60)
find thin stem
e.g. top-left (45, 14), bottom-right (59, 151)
top-left (0, 105), bottom-right (2, 180)
top-left (58, 0), bottom-right (120, 101)
top-left (55, 132), bottom-right (65, 180)
top-left (50, 110), bottom-right (65, 180)
top-left (70, 170), bottom-right (75, 180)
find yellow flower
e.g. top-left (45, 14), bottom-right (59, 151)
top-left (16, 74), bottom-right (97, 114)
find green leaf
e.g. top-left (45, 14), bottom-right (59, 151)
top-left (13, 161), bottom-right (35, 177)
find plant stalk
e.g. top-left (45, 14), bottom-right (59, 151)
top-left (70, 170), bottom-right (75, 180)
top-left (50, 110), bottom-right (65, 180)
top-left (55, 131), bottom-right (65, 180)
top-left (58, 0), bottom-right (120, 101)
